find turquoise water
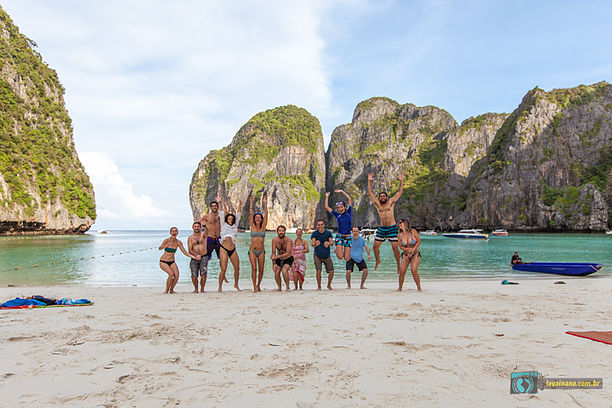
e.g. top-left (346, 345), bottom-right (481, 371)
top-left (0, 231), bottom-right (610, 286)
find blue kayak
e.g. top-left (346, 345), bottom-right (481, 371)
top-left (512, 262), bottom-right (603, 276)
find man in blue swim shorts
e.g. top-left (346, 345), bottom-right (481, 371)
top-left (367, 172), bottom-right (404, 272)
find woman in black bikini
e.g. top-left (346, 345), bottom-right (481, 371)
top-left (159, 227), bottom-right (199, 294)
top-left (397, 219), bottom-right (422, 292)
top-left (248, 194), bottom-right (268, 292)
top-left (218, 199), bottom-right (242, 292)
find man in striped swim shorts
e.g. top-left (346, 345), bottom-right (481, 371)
top-left (367, 172), bottom-right (404, 272)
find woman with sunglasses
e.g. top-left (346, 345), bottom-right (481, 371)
top-left (324, 189), bottom-right (353, 261)
top-left (248, 194), bottom-right (268, 292)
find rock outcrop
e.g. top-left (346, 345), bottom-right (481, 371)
top-left (189, 105), bottom-right (325, 229)
top-left (459, 82), bottom-right (611, 231)
top-left (326, 97), bottom-right (458, 228)
top-left (0, 7), bottom-right (96, 235)
top-left (190, 83), bottom-right (610, 232)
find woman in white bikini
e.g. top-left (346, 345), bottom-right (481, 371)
top-left (397, 219), bottom-right (422, 292)
top-left (218, 199), bottom-right (243, 292)
top-left (248, 195), bottom-right (268, 292)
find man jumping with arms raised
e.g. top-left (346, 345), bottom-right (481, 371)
top-left (367, 172), bottom-right (404, 272)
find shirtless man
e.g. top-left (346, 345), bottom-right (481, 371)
top-left (271, 225), bottom-right (293, 291)
top-left (367, 172), bottom-right (404, 272)
top-left (200, 200), bottom-right (228, 283)
top-left (188, 221), bottom-right (208, 293)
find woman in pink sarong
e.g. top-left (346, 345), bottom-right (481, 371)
top-left (291, 228), bottom-right (309, 290)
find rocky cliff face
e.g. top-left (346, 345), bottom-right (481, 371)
top-left (459, 82), bottom-right (611, 231)
top-left (0, 7), bottom-right (96, 235)
top-left (327, 84), bottom-right (610, 231)
top-left (190, 83), bottom-right (610, 233)
top-left (189, 105), bottom-right (325, 229)
top-left (326, 97), bottom-right (458, 227)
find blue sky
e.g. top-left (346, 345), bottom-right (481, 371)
top-left (2, 0), bottom-right (611, 230)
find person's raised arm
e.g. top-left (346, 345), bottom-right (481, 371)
top-left (249, 195), bottom-right (255, 229)
top-left (335, 189), bottom-right (352, 207)
top-left (390, 173), bottom-right (404, 204)
top-left (262, 195), bottom-right (268, 229)
top-left (235, 199), bottom-right (243, 225)
top-left (324, 191), bottom-right (332, 213)
top-left (367, 173), bottom-right (378, 205)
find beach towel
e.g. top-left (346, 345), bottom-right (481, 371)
top-left (0, 297), bottom-right (93, 310)
top-left (0, 298), bottom-right (46, 308)
top-left (566, 331), bottom-right (612, 345)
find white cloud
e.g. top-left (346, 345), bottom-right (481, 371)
top-left (2, 0), bottom-right (337, 228)
top-left (80, 152), bottom-right (167, 220)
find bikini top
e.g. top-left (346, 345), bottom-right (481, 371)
top-left (251, 230), bottom-right (266, 238)
top-left (164, 247), bottom-right (177, 253)
top-left (401, 231), bottom-right (417, 247)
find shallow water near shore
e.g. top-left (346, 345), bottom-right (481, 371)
top-left (0, 231), bottom-right (610, 286)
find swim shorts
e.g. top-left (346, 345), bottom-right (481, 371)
top-left (190, 257), bottom-right (209, 278)
top-left (313, 255), bottom-right (334, 273)
top-left (275, 257), bottom-right (294, 268)
top-left (346, 259), bottom-right (367, 272)
top-left (375, 224), bottom-right (398, 242)
top-left (335, 234), bottom-right (352, 247)
top-left (206, 236), bottom-right (221, 260)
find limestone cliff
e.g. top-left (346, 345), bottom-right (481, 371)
top-left (460, 82), bottom-right (611, 231)
top-left (0, 7), bottom-right (96, 234)
top-left (189, 105), bottom-right (325, 229)
top-left (326, 97), bottom-right (458, 227)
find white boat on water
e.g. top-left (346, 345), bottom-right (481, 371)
top-left (420, 230), bottom-right (437, 236)
top-left (360, 229), bottom-right (376, 240)
top-left (442, 229), bottom-right (488, 240)
top-left (492, 229), bottom-right (508, 236)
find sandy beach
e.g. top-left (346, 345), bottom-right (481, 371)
top-left (0, 277), bottom-right (610, 407)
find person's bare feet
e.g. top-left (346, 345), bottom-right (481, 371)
top-left (327, 286), bottom-right (333, 290)
top-left (169, 291), bottom-right (177, 294)
top-left (193, 289), bottom-right (199, 293)
top-left (374, 260), bottom-right (381, 271)
top-left (360, 286), bottom-right (367, 289)
top-left (234, 284), bottom-right (241, 291)
top-left (223, 276), bottom-right (229, 283)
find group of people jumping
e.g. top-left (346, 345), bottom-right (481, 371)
top-left (158, 173), bottom-right (422, 293)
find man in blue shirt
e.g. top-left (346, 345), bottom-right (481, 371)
top-left (310, 219), bottom-right (335, 290)
top-left (346, 226), bottom-right (371, 289)
top-left (324, 189), bottom-right (353, 262)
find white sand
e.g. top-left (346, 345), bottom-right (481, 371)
top-left (0, 277), bottom-right (610, 407)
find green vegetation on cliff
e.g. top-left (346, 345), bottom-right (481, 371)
top-left (0, 8), bottom-right (95, 219)
top-left (240, 105), bottom-right (322, 154)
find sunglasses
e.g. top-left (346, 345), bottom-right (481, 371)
top-left (335, 202), bottom-right (345, 206)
